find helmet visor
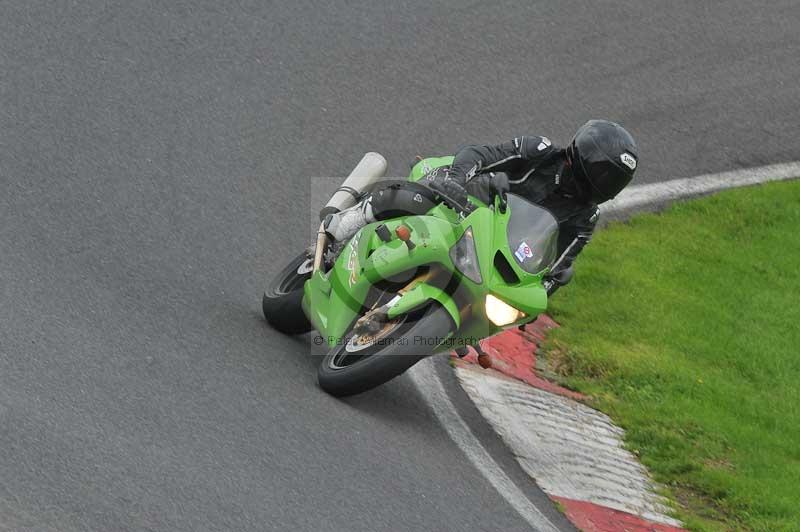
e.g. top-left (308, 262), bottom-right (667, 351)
top-left (584, 160), bottom-right (633, 201)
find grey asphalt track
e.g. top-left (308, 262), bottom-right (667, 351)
top-left (2, 1), bottom-right (799, 531)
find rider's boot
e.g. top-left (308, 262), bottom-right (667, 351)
top-left (323, 199), bottom-right (376, 242)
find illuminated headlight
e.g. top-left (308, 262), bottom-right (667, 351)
top-left (449, 227), bottom-right (482, 284)
top-left (485, 294), bottom-right (524, 327)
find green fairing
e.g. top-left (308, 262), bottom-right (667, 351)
top-left (303, 156), bottom-right (551, 351)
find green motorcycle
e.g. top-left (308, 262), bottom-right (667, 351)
top-left (262, 156), bottom-right (560, 396)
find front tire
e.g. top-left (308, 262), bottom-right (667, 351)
top-left (262, 252), bottom-right (314, 334)
top-left (317, 303), bottom-right (455, 397)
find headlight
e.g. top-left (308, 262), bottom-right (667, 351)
top-left (449, 227), bottom-right (482, 284)
top-left (485, 294), bottom-right (524, 326)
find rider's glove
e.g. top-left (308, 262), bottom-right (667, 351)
top-left (544, 265), bottom-right (574, 296)
top-left (464, 173), bottom-right (509, 206)
top-left (423, 169), bottom-right (469, 208)
top-left (488, 173), bottom-right (510, 199)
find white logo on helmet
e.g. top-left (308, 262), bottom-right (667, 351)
top-left (620, 152), bottom-right (637, 170)
top-left (537, 137), bottom-right (551, 151)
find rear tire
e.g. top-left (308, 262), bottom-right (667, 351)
top-left (317, 303), bottom-right (455, 397)
top-left (262, 252), bottom-right (314, 335)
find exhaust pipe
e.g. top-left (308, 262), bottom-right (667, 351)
top-left (319, 152), bottom-right (387, 221)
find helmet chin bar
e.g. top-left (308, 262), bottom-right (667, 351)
top-left (564, 149), bottom-right (594, 203)
top-left (571, 173), bottom-right (593, 203)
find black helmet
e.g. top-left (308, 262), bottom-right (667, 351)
top-left (566, 120), bottom-right (638, 202)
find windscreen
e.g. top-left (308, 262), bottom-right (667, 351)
top-left (505, 194), bottom-right (560, 274)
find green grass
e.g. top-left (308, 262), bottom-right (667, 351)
top-left (544, 179), bottom-right (800, 531)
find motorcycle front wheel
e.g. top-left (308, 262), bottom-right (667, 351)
top-left (317, 303), bottom-right (455, 397)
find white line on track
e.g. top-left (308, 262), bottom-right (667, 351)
top-left (409, 360), bottom-right (561, 532)
top-left (604, 161), bottom-right (800, 214)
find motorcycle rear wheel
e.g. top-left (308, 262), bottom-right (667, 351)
top-left (317, 303), bottom-right (455, 397)
top-left (262, 252), bottom-right (314, 335)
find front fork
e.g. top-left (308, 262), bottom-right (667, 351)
top-left (312, 220), bottom-right (328, 273)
